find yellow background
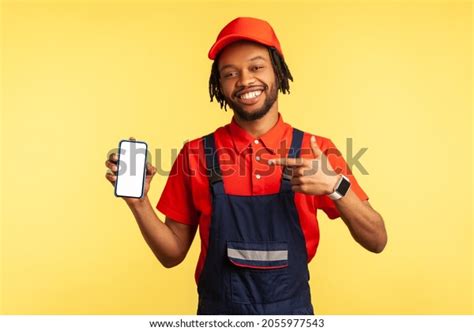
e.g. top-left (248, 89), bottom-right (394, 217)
top-left (1, 0), bottom-right (472, 314)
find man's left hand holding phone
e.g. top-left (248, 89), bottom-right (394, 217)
top-left (105, 137), bottom-right (157, 206)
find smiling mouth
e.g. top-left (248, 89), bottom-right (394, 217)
top-left (235, 88), bottom-right (265, 105)
top-left (239, 90), bottom-right (262, 100)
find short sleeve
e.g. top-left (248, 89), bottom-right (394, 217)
top-left (316, 138), bottom-right (369, 220)
top-left (156, 143), bottom-right (199, 225)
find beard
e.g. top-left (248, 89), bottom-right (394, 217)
top-left (225, 84), bottom-right (278, 121)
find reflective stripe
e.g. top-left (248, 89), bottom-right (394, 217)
top-left (227, 248), bottom-right (288, 261)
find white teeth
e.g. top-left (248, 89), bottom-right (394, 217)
top-left (240, 90), bottom-right (262, 99)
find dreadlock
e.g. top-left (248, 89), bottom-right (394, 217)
top-left (208, 46), bottom-right (294, 111)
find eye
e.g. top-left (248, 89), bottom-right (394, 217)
top-left (222, 71), bottom-right (237, 79)
top-left (252, 65), bottom-right (264, 71)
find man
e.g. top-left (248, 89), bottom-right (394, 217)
top-left (105, 17), bottom-right (387, 315)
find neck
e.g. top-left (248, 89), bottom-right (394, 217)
top-left (233, 103), bottom-right (279, 137)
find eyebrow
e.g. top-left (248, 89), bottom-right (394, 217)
top-left (219, 56), bottom-right (268, 72)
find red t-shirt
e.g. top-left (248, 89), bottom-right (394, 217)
top-left (157, 114), bottom-right (369, 284)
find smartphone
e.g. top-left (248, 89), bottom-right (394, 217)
top-left (114, 140), bottom-right (148, 199)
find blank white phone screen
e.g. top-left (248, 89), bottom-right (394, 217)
top-left (115, 140), bottom-right (147, 198)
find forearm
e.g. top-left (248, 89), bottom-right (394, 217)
top-left (334, 189), bottom-right (387, 253)
top-left (126, 197), bottom-right (184, 267)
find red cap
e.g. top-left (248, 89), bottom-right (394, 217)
top-left (208, 17), bottom-right (283, 60)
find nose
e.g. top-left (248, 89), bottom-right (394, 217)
top-left (236, 69), bottom-right (256, 87)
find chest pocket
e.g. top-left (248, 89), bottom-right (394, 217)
top-left (227, 241), bottom-right (290, 304)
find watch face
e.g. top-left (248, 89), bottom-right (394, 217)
top-left (337, 177), bottom-right (351, 196)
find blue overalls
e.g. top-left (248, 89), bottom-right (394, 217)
top-left (197, 128), bottom-right (314, 315)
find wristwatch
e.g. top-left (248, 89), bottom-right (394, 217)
top-left (327, 175), bottom-right (351, 200)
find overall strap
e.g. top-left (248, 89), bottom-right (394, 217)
top-left (282, 128), bottom-right (304, 181)
top-left (203, 133), bottom-right (225, 194)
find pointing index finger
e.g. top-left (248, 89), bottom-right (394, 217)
top-left (268, 158), bottom-right (306, 167)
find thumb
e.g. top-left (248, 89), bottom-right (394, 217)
top-left (310, 136), bottom-right (322, 159)
top-left (146, 162), bottom-right (156, 176)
